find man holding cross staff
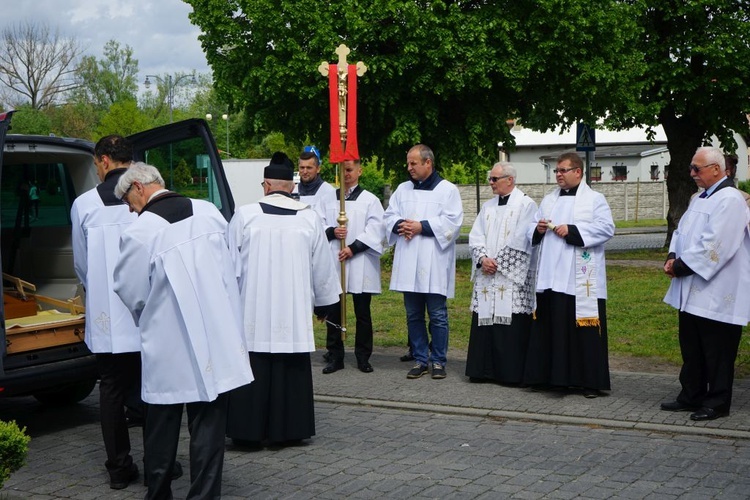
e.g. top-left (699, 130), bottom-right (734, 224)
top-left (317, 44), bottom-right (367, 355)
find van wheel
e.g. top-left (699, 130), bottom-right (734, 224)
top-left (33, 378), bottom-right (97, 406)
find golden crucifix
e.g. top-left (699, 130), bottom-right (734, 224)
top-left (318, 44), bottom-right (367, 340)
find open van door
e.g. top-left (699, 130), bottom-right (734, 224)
top-left (127, 118), bottom-right (236, 220)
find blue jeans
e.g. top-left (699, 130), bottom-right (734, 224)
top-left (403, 292), bottom-right (449, 366)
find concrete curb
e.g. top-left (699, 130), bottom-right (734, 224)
top-left (315, 395), bottom-right (750, 440)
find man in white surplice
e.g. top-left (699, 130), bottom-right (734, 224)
top-left (660, 146), bottom-right (750, 421)
top-left (113, 163), bottom-right (254, 500)
top-left (226, 153), bottom-right (341, 446)
top-left (71, 135), bottom-right (142, 489)
top-left (524, 152), bottom-right (614, 397)
top-left (384, 144), bottom-right (463, 380)
top-left (466, 162), bottom-right (537, 384)
top-left (320, 158), bottom-right (385, 374)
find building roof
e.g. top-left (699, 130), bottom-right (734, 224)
top-left (537, 144), bottom-right (669, 161)
top-left (510, 125), bottom-right (668, 147)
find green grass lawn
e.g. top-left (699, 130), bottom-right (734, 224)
top-left (316, 252), bottom-right (750, 377)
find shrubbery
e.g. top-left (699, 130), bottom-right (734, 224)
top-left (0, 420), bottom-right (30, 489)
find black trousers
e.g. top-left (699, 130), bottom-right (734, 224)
top-left (95, 352), bottom-right (142, 481)
top-left (325, 293), bottom-right (373, 365)
top-left (677, 311), bottom-right (742, 413)
top-left (144, 393), bottom-right (228, 500)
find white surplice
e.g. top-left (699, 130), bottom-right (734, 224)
top-left (71, 186), bottom-right (139, 353)
top-left (321, 188), bottom-right (385, 294)
top-left (296, 180), bottom-right (336, 222)
top-left (227, 194), bottom-right (342, 353)
top-left (469, 188), bottom-right (537, 324)
top-left (664, 187), bottom-right (750, 325)
top-left (384, 178), bottom-right (463, 298)
top-left (113, 199), bottom-right (254, 405)
top-left (530, 183), bottom-right (614, 299)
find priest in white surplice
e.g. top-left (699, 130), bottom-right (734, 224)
top-left (660, 147), bottom-right (750, 421)
top-left (320, 158), bottom-right (385, 374)
top-left (71, 135), bottom-right (142, 489)
top-left (384, 144), bottom-right (463, 380)
top-left (226, 153), bottom-right (341, 446)
top-left (113, 163), bottom-right (254, 500)
top-left (523, 152), bottom-right (614, 397)
top-left (466, 162), bottom-right (537, 385)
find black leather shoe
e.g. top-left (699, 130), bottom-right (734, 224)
top-left (690, 407), bottom-right (728, 421)
top-left (660, 400), bottom-right (698, 412)
top-left (144, 461), bottom-right (183, 487)
top-left (111, 463), bottom-right (139, 490)
top-left (322, 360), bottom-right (344, 374)
top-left (399, 350), bottom-right (415, 362)
top-left (358, 362), bottom-right (373, 373)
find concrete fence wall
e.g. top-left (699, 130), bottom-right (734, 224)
top-left (457, 181), bottom-right (668, 228)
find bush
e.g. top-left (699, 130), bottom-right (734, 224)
top-left (0, 420), bottom-right (30, 489)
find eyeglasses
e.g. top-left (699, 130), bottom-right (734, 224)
top-left (689, 163), bottom-right (717, 173)
top-left (553, 167), bottom-right (578, 174)
top-left (121, 183), bottom-right (135, 205)
top-left (488, 175), bottom-right (510, 182)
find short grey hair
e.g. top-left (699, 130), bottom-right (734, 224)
top-left (695, 146), bottom-right (726, 173)
top-left (114, 162), bottom-right (165, 200)
top-left (493, 161), bottom-right (517, 179)
top-left (264, 178), bottom-right (294, 192)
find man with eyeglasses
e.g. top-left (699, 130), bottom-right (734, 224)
top-left (466, 162), bottom-right (537, 384)
top-left (524, 152), bottom-right (614, 398)
top-left (384, 144), bottom-right (463, 380)
top-left (113, 163), bottom-right (254, 499)
top-left (661, 146), bottom-right (750, 421)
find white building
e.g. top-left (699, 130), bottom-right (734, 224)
top-left (503, 125), bottom-right (748, 184)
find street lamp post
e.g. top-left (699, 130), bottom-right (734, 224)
top-left (222, 113), bottom-right (229, 157)
top-left (143, 72), bottom-right (196, 188)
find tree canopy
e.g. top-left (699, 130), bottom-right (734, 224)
top-left (186, 0), bottom-right (642, 170)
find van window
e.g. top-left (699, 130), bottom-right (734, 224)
top-left (1, 162), bottom-right (75, 230)
top-left (140, 136), bottom-right (223, 210)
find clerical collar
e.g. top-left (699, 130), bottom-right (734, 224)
top-left (411, 169), bottom-right (442, 190)
top-left (268, 190), bottom-right (294, 198)
top-left (298, 175), bottom-right (324, 196)
top-left (560, 185), bottom-right (579, 196)
top-left (497, 194), bottom-right (510, 206)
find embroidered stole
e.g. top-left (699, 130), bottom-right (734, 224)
top-left (474, 192), bottom-right (523, 326)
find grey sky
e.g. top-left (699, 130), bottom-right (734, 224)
top-left (2, 0), bottom-right (210, 86)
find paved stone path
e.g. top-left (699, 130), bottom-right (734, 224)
top-left (2, 347), bottom-right (749, 499)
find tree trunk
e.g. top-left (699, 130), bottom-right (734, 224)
top-left (660, 107), bottom-right (705, 248)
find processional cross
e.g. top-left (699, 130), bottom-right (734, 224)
top-left (318, 44), bottom-right (367, 340)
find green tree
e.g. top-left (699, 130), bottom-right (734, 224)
top-left (7, 104), bottom-right (52, 135)
top-left (73, 40), bottom-right (139, 108)
top-left (173, 158), bottom-right (193, 188)
top-left (46, 102), bottom-right (98, 140)
top-left (96, 100), bottom-right (152, 138)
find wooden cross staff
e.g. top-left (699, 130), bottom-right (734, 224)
top-left (318, 44), bottom-right (367, 341)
